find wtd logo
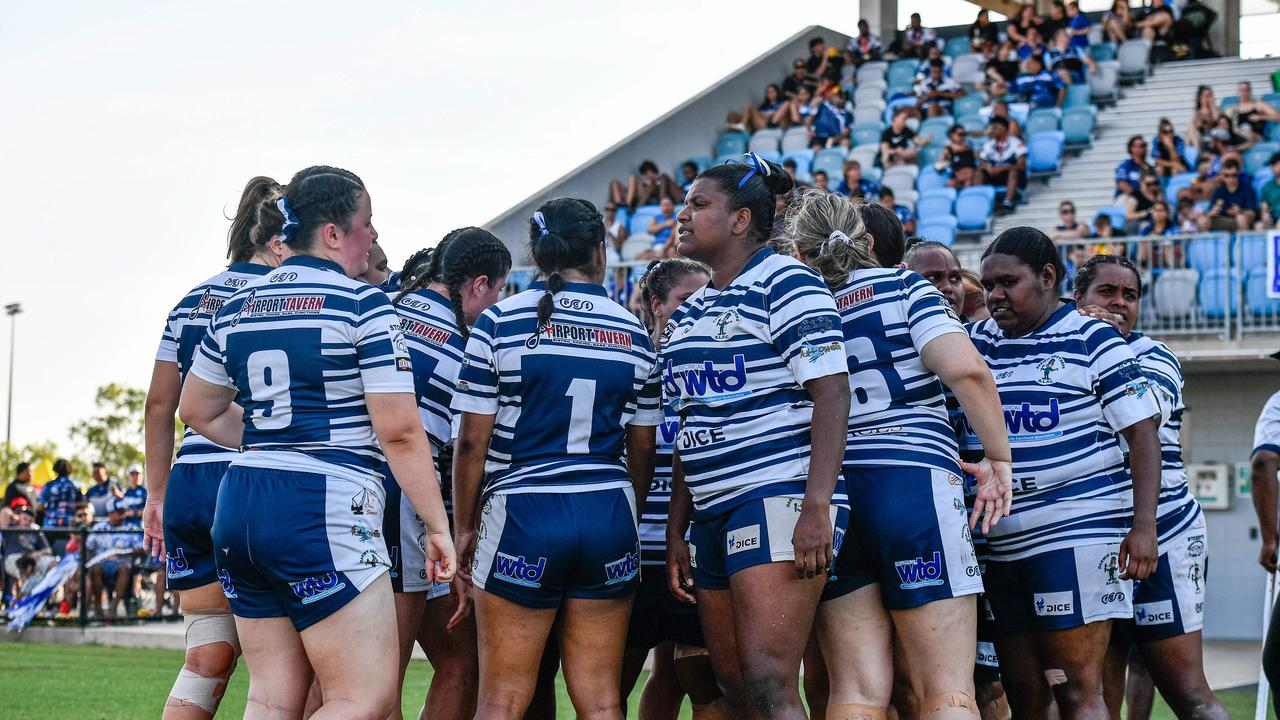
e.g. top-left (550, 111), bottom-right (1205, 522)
top-left (895, 552), bottom-right (944, 589)
top-left (1004, 399), bottom-right (1061, 435)
top-left (217, 569), bottom-right (237, 599)
top-left (604, 551), bottom-right (640, 586)
top-left (493, 553), bottom-right (547, 588)
top-left (662, 355), bottom-right (748, 399)
top-left (289, 572), bottom-right (347, 605)
top-left (166, 548), bottom-right (193, 579)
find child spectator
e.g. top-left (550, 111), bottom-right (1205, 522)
top-left (1151, 118), bottom-right (1189, 177)
top-left (900, 13), bottom-right (937, 59)
top-left (2, 502), bottom-right (50, 588)
top-left (1200, 158), bottom-right (1258, 231)
top-left (978, 116), bottom-right (1028, 212)
top-left (1260, 153), bottom-right (1280, 229)
top-left (1014, 54), bottom-right (1064, 108)
top-left (609, 160), bottom-right (679, 212)
top-left (1139, 200), bottom-right (1178, 237)
top-left (880, 109), bottom-right (930, 167)
top-left (836, 159), bottom-right (880, 198)
top-left (1066, 2), bottom-right (1092, 50)
top-left (1115, 135), bottom-right (1155, 196)
top-left (878, 187), bottom-right (916, 234)
top-left (969, 8), bottom-right (1000, 52)
top-left (938, 125), bottom-right (978, 188)
top-left (1210, 116), bottom-right (1255, 155)
top-left (847, 19), bottom-right (883, 64)
top-left (915, 59), bottom-right (963, 117)
top-left (1052, 201), bottom-right (1089, 240)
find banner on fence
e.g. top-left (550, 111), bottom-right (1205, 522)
top-left (7, 552), bottom-right (78, 632)
top-left (1269, 231), bottom-right (1280, 299)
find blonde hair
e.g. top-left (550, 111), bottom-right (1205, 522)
top-left (783, 188), bottom-right (878, 290)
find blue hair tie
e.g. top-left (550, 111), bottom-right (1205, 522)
top-left (532, 211), bottom-right (550, 239)
top-left (737, 151), bottom-right (772, 189)
top-left (277, 197), bottom-right (301, 244)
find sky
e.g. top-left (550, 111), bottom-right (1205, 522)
top-left (0, 1), bottom-right (1275, 456)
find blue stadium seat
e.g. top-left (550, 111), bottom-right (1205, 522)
top-left (1062, 108), bottom-right (1096, 147)
top-left (954, 93), bottom-right (986, 118)
top-left (852, 123), bottom-right (883, 148)
top-left (1025, 108), bottom-right (1062, 136)
top-left (883, 96), bottom-right (918, 124)
top-left (1270, 123), bottom-right (1280, 144)
top-left (1187, 235), bottom-right (1229, 276)
top-left (1027, 131), bottom-right (1065, 176)
top-left (1245, 269), bottom-right (1280, 316)
top-left (917, 195), bottom-right (955, 222)
top-left (1164, 172), bottom-right (1199, 206)
top-left (629, 206), bottom-right (663, 236)
top-left (917, 167), bottom-right (948, 192)
top-left (887, 81), bottom-right (916, 100)
top-left (757, 151), bottom-right (783, 164)
top-left (1255, 167), bottom-right (1276, 197)
top-left (919, 117), bottom-right (954, 144)
top-left (716, 132), bottom-right (749, 157)
top-left (713, 153), bottom-right (742, 167)
top-left (782, 149), bottom-right (815, 174)
top-left (919, 219), bottom-right (958, 246)
top-left (685, 156), bottom-right (713, 173)
top-left (1239, 233), bottom-right (1268, 271)
top-left (1219, 95), bottom-right (1240, 112)
top-left (811, 148), bottom-right (849, 179)
top-left (1265, 92), bottom-right (1280, 110)
top-left (944, 36), bottom-right (970, 57)
top-left (864, 166), bottom-right (884, 185)
top-left (955, 187), bottom-right (995, 231)
top-left (920, 187), bottom-right (958, 204)
top-left (1245, 143), bottom-right (1280, 176)
top-left (780, 127), bottom-right (812, 154)
top-left (749, 129), bottom-right (783, 154)
top-left (1063, 84), bottom-right (1093, 109)
top-left (958, 113), bottom-right (988, 134)
top-left (888, 59), bottom-right (917, 87)
top-left (1094, 205), bottom-right (1126, 231)
top-left (920, 144), bottom-right (946, 168)
top-left (1199, 268), bottom-right (1240, 319)
top-left (1088, 42), bottom-right (1117, 62)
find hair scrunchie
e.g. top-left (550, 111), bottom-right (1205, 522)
top-left (532, 211), bottom-right (550, 239)
top-left (277, 197), bottom-right (301, 244)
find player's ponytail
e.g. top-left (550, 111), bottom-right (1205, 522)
top-left (226, 176), bottom-right (285, 263)
top-left (279, 166), bottom-right (366, 254)
top-left (439, 228), bottom-right (512, 338)
top-left (528, 198), bottom-right (606, 331)
top-left (696, 152), bottom-right (795, 244)
top-left (783, 189), bottom-right (877, 290)
top-left (983, 226), bottom-right (1066, 288)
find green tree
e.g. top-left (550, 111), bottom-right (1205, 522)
top-left (0, 440), bottom-right (78, 482)
top-left (69, 383), bottom-right (147, 476)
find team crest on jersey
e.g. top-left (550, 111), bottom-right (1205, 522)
top-left (527, 321), bottom-right (633, 350)
top-left (1098, 551), bottom-right (1120, 584)
top-left (1035, 355), bottom-right (1066, 384)
top-left (713, 309), bottom-right (741, 340)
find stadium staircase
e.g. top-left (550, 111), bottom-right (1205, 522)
top-left (978, 57), bottom-right (1277, 252)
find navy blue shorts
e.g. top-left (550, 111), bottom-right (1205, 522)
top-left (472, 488), bottom-right (639, 609)
top-left (381, 463), bottom-right (450, 597)
top-left (1129, 515), bottom-right (1208, 642)
top-left (626, 566), bottom-right (704, 650)
top-left (985, 543), bottom-right (1133, 635)
top-left (212, 465), bottom-right (391, 632)
top-left (162, 461), bottom-right (229, 591)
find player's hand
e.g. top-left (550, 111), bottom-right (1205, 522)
top-left (446, 576), bottom-right (472, 631)
top-left (1077, 304), bottom-right (1124, 331)
top-left (666, 538), bottom-right (696, 604)
top-left (792, 501), bottom-right (833, 580)
top-left (427, 530), bottom-right (456, 584)
top-left (142, 499), bottom-right (165, 561)
top-left (1260, 535), bottom-right (1279, 573)
top-left (1119, 526), bottom-right (1157, 580)
top-left (962, 458), bottom-right (1013, 534)
top-left (454, 530), bottom-right (477, 586)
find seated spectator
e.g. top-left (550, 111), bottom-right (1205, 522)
top-left (4, 462), bottom-right (36, 510)
top-left (837, 160), bottom-right (880, 199)
top-left (1102, 0), bottom-right (1136, 44)
top-left (1260, 153), bottom-right (1280, 229)
top-left (1066, 2), bottom-right (1092, 50)
top-left (1136, 0), bottom-right (1175, 42)
top-left (811, 169), bottom-right (831, 192)
top-left (1016, 26), bottom-right (1049, 62)
top-left (1178, 155), bottom-right (1223, 203)
top-left (1231, 81), bottom-right (1280, 143)
top-left (983, 97), bottom-right (1028, 138)
top-left (609, 160), bottom-right (679, 212)
top-left (3, 502), bottom-right (50, 594)
top-left (1176, 196), bottom-right (1204, 233)
top-left (878, 188), bottom-right (916, 235)
top-left (1115, 135), bottom-right (1154, 196)
top-left (805, 36), bottom-right (841, 85)
top-left (678, 161), bottom-right (698, 193)
top-left (1052, 201), bottom-right (1089, 240)
top-left (900, 13), bottom-right (937, 59)
top-left (86, 499), bottom-right (145, 618)
top-left (847, 19), bottom-right (883, 64)
top-left (1187, 85), bottom-right (1225, 155)
top-left (984, 39), bottom-right (1022, 84)
top-left (1211, 116), bottom-right (1255, 155)
top-left (1046, 29), bottom-right (1097, 86)
top-left (978, 116), bottom-right (1028, 212)
top-left (811, 88), bottom-right (852, 149)
top-left (85, 462), bottom-right (123, 519)
top-left (603, 201), bottom-right (628, 256)
top-left (782, 158), bottom-right (799, 184)
top-left (969, 9), bottom-right (1000, 52)
top-left (880, 109), bottom-right (931, 167)
top-left (1122, 171), bottom-right (1162, 234)
top-left (1151, 118), bottom-right (1189, 177)
top-left (1013, 54), bottom-right (1064, 109)
top-left (793, 85), bottom-right (819, 130)
top-left (938, 125), bottom-right (978, 188)
top-left (643, 196), bottom-right (679, 259)
top-left (1138, 200), bottom-right (1185, 269)
top-left (1139, 199), bottom-right (1179, 237)
top-left (37, 459), bottom-right (82, 555)
top-left (120, 465), bottom-right (146, 521)
top-left (782, 58), bottom-right (810, 100)
top-left (1007, 3), bottom-right (1042, 46)
top-left (1040, 1), bottom-right (1069, 41)
top-left (743, 83), bottom-right (790, 132)
top-left (1200, 158), bottom-right (1258, 230)
top-left (914, 45), bottom-right (952, 81)
top-left (915, 59), bottom-right (963, 118)
top-left (1091, 213), bottom-right (1128, 257)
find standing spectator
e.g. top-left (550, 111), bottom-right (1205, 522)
top-left (1152, 118), bottom-right (1189, 177)
top-left (880, 109), bottom-right (930, 167)
top-left (1014, 54), bottom-right (1064, 109)
top-left (847, 19), bottom-right (882, 65)
top-left (86, 499), bottom-right (144, 618)
top-left (1200, 158), bottom-right (1258, 231)
top-left (1102, 0), bottom-right (1136, 44)
top-left (900, 13), bottom-right (937, 59)
top-left (1136, 0), bottom-right (1175, 42)
top-left (36, 459), bottom-right (81, 553)
top-left (3, 462), bottom-right (36, 509)
top-left (969, 8), bottom-right (1000, 52)
top-left (1052, 201), bottom-right (1089, 240)
top-left (644, 196), bottom-right (679, 257)
top-left (878, 187), bottom-right (916, 235)
top-left (915, 59), bottom-right (963, 117)
top-left (939, 125), bottom-right (978, 188)
top-left (836, 159), bottom-right (879, 199)
top-left (1115, 135), bottom-right (1154, 197)
top-left (1007, 4), bottom-right (1041, 46)
top-left (610, 160), bottom-right (679, 212)
top-left (1066, 2), bottom-right (1092, 50)
top-left (978, 116), bottom-right (1028, 212)
top-left (119, 465), bottom-right (146, 521)
top-left (1122, 172), bottom-right (1162, 234)
top-left (1259, 154), bottom-right (1280, 229)
top-left (1231, 81), bottom-right (1280, 142)
top-left (1187, 85), bottom-right (1224, 154)
top-left (782, 59), bottom-right (810, 100)
top-left (84, 461), bottom-right (122, 519)
top-left (743, 83), bottom-right (790, 132)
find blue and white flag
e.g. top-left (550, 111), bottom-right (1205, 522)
top-left (7, 553), bottom-right (78, 632)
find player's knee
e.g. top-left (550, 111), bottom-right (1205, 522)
top-left (185, 641), bottom-right (237, 678)
top-left (975, 681), bottom-right (1004, 707)
top-left (1043, 668), bottom-right (1096, 710)
top-left (740, 666), bottom-right (793, 714)
top-left (169, 611), bottom-right (240, 711)
top-left (919, 691), bottom-right (978, 717)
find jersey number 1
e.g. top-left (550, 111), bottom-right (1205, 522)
top-left (565, 378), bottom-right (596, 453)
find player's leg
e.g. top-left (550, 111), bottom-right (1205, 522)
top-left (559, 596), bottom-right (633, 720)
top-left (637, 640), bottom-right (684, 720)
top-left (163, 583), bottom-right (241, 720)
top-left (695, 587), bottom-right (745, 715)
top-left (387, 590), bottom-right (426, 720)
top-left (817, 584), bottom-right (894, 719)
top-left (299, 573), bottom-right (401, 720)
top-left (892, 639), bottom-right (921, 720)
top-left (802, 631), bottom-right (831, 718)
top-left (1035, 621), bottom-right (1114, 720)
top-left (237, 615), bottom-right (314, 720)
top-left (892, 598), bottom-right (980, 720)
top-left (472, 590), bottom-right (558, 720)
top-left (1100, 629), bottom-right (1129, 720)
top-left (673, 643), bottom-right (732, 720)
top-left (1124, 653), bottom-right (1154, 720)
top-left (418, 583), bottom-right (479, 720)
top-left (985, 558), bottom-right (1052, 720)
top-left (524, 638), bottom-right (562, 720)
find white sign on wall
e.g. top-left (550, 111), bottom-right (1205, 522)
top-left (1266, 231), bottom-right (1280, 299)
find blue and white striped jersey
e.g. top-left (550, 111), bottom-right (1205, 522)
top-left (389, 287), bottom-right (467, 457)
top-left (189, 255), bottom-right (415, 481)
top-left (451, 281), bottom-right (662, 497)
top-left (639, 410), bottom-right (680, 567)
top-left (155, 262), bottom-right (273, 464)
top-left (1128, 332), bottom-right (1200, 543)
top-left (835, 268), bottom-right (966, 473)
top-left (958, 303), bottom-right (1160, 560)
top-left (1253, 391), bottom-right (1280, 457)
top-left (660, 248), bottom-right (848, 515)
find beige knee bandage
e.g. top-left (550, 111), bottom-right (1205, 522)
top-left (827, 703), bottom-right (888, 720)
top-left (167, 611), bottom-right (240, 712)
top-left (920, 691), bottom-right (979, 716)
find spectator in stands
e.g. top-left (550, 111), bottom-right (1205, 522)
top-left (792, 84), bottom-right (819, 130)
top-left (3, 502), bottom-right (50, 591)
top-left (1090, 213), bottom-right (1127, 261)
top-left (4, 462), bottom-right (35, 510)
top-left (1102, 0), bottom-right (1136, 44)
top-left (984, 39), bottom-right (1022, 84)
top-left (914, 44), bottom-right (952, 81)
top-left (1137, 200), bottom-right (1186, 269)
top-left (1115, 135), bottom-right (1154, 197)
top-left (1187, 85), bottom-right (1224, 154)
top-left (643, 195), bottom-right (678, 258)
top-left (1014, 54), bottom-right (1064, 109)
top-left (1007, 4), bottom-right (1041, 46)
top-left (812, 169), bottom-right (830, 191)
top-left (1015, 26), bottom-right (1049, 63)
top-left (782, 158), bottom-right (801, 184)
top-left (120, 465), bottom-right (146, 521)
top-left (939, 125), bottom-right (978, 188)
top-left (878, 187), bottom-right (916, 235)
top-left (84, 461), bottom-right (122, 519)
top-left (811, 88), bottom-right (852, 149)
top-left (1122, 172), bottom-right (1162, 234)
top-left (1176, 196), bottom-right (1205, 233)
top-left (1046, 29), bottom-right (1097, 86)
top-left (847, 19), bottom-right (882, 65)
top-left (836, 159), bottom-right (879, 199)
top-left (37, 459), bottom-right (81, 551)
top-left (1040, 2), bottom-right (1068, 42)
top-left (1139, 199), bottom-right (1178, 238)
top-left (1136, 0), bottom-right (1175, 42)
top-left (900, 13), bottom-right (937, 59)
top-left (805, 37), bottom-right (837, 85)
top-left (1231, 81), bottom-right (1280, 144)
top-left (1178, 155), bottom-right (1223, 204)
top-left (1260, 153), bottom-right (1280, 229)
top-left (1201, 157), bottom-right (1258, 231)
top-left (602, 202), bottom-right (628, 299)
top-left (880, 109), bottom-right (930, 167)
top-left (969, 8), bottom-right (1000, 53)
top-left (1152, 118), bottom-right (1190, 177)
top-left (1066, 2), bottom-right (1092, 50)
top-left (978, 116), bottom-right (1028, 212)
top-left (1211, 116), bottom-right (1255, 155)
top-left (86, 498), bottom-right (144, 618)
top-left (1052, 201), bottom-right (1089, 241)
top-left (743, 83), bottom-right (790, 133)
top-left (610, 160), bottom-right (679, 213)
top-left (679, 161), bottom-right (698, 193)
top-left (984, 97), bottom-right (1027, 139)
top-left (916, 59), bottom-right (963, 118)
top-left (782, 58), bottom-right (810, 100)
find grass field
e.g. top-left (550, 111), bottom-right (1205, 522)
top-left (0, 643), bottom-right (1272, 719)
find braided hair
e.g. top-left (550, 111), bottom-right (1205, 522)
top-left (279, 166), bottom-right (365, 253)
top-left (528, 198), bottom-right (606, 331)
top-left (394, 231), bottom-right (461, 306)
top-left (438, 228), bottom-right (512, 338)
top-left (982, 226), bottom-right (1066, 287)
top-left (226, 176), bottom-right (284, 263)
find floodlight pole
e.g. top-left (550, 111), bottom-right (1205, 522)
top-left (5, 302), bottom-right (22, 448)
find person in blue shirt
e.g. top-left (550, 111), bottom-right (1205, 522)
top-left (1200, 157), bottom-right (1259, 231)
top-left (811, 88), bottom-right (852, 149)
top-left (1151, 118), bottom-right (1189, 178)
top-left (85, 462), bottom-right (124, 518)
top-left (836, 159), bottom-right (880, 199)
top-left (1073, 255), bottom-right (1230, 720)
top-left (663, 154), bottom-right (850, 719)
top-left (1115, 136), bottom-right (1154, 197)
top-left (877, 187), bottom-right (916, 235)
top-left (36, 459), bottom-right (82, 547)
top-left (1013, 54), bottom-right (1064, 109)
top-left (645, 195), bottom-right (679, 256)
top-left (119, 465), bottom-right (146, 521)
top-left (451, 197), bottom-right (661, 720)
top-left (180, 165), bottom-right (454, 719)
top-left (1066, 2), bottom-right (1092, 50)
top-left (87, 498), bottom-right (145, 618)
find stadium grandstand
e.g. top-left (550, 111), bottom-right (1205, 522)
top-left (488, 0), bottom-right (1280, 644)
